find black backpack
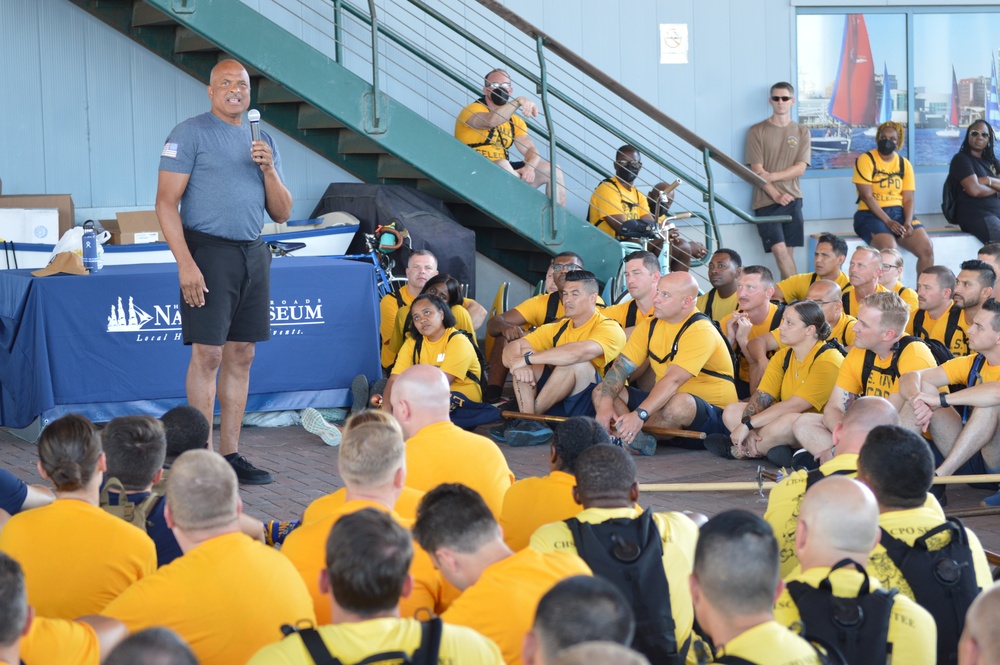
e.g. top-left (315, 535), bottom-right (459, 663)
top-left (855, 151), bottom-right (906, 205)
top-left (779, 339), bottom-right (848, 374)
top-left (412, 329), bottom-right (487, 392)
top-left (859, 336), bottom-right (952, 395)
top-left (786, 559), bottom-right (897, 665)
top-left (565, 509), bottom-right (689, 665)
top-left (912, 306), bottom-right (962, 350)
top-left (942, 173), bottom-right (958, 224)
top-left (959, 353), bottom-right (987, 424)
top-left (879, 517), bottom-right (981, 665)
top-left (279, 617), bottom-right (442, 665)
top-left (647, 312), bottom-right (736, 383)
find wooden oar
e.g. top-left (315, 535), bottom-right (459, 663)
top-left (500, 411), bottom-right (706, 440)
top-left (640, 473), bottom-right (1000, 493)
top-left (945, 506), bottom-right (1000, 519)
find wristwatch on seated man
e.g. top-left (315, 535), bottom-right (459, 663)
top-left (636, 408), bottom-right (650, 422)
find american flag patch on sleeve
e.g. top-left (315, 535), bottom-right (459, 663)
top-left (161, 142), bottom-right (178, 158)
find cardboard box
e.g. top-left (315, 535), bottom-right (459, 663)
top-left (0, 195), bottom-right (75, 237)
top-left (104, 211), bottom-right (163, 245)
top-left (0, 208), bottom-right (58, 244)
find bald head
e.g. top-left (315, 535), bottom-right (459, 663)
top-left (796, 476), bottom-right (880, 568)
top-left (390, 365), bottom-right (451, 436)
top-left (166, 450), bottom-right (239, 531)
top-left (552, 642), bottom-right (650, 665)
top-left (210, 59), bottom-right (248, 85)
top-left (661, 272), bottom-right (699, 299)
top-left (834, 396), bottom-right (899, 455)
top-left (960, 584), bottom-right (1000, 665)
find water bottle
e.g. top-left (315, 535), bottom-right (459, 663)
top-left (82, 220), bottom-right (98, 272)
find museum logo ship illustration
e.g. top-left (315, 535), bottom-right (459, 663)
top-left (106, 296), bottom-right (325, 334)
top-left (107, 297), bottom-right (155, 332)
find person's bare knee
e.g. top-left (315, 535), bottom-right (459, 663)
top-left (654, 393), bottom-right (697, 430)
top-left (223, 341), bottom-right (255, 371)
top-left (190, 344), bottom-right (224, 373)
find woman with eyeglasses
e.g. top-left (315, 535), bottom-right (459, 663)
top-left (705, 300), bottom-right (845, 463)
top-left (388, 273), bottom-right (476, 357)
top-left (852, 121), bottom-right (934, 274)
top-left (949, 119), bottom-right (1000, 244)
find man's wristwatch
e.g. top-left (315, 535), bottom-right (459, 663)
top-left (636, 408), bottom-right (650, 422)
top-left (742, 416), bottom-right (755, 431)
top-left (524, 351), bottom-right (534, 366)
top-left (940, 392), bottom-right (949, 408)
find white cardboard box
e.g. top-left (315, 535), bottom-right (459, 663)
top-left (0, 208), bottom-right (58, 244)
top-left (0, 208), bottom-right (25, 242)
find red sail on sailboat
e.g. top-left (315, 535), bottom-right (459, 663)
top-left (828, 14), bottom-right (877, 126)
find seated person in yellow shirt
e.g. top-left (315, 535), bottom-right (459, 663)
top-left (853, 121), bottom-right (934, 273)
top-left (945, 259), bottom-right (996, 357)
top-left (413, 484), bottom-right (592, 665)
top-left (0, 414), bottom-right (157, 620)
top-left (689, 510), bottom-right (822, 665)
top-left (841, 245), bottom-right (889, 317)
top-left (101, 450), bottom-right (315, 665)
top-left (720, 265), bottom-right (785, 398)
top-left (899, 298), bottom-right (1000, 505)
top-left (909, 265), bottom-right (957, 340)
top-left (497, 271), bottom-right (625, 445)
top-left (250, 509), bottom-right (504, 665)
top-left (388, 274), bottom-right (479, 358)
top-left (601, 251), bottom-right (661, 391)
top-left (878, 247), bottom-right (918, 311)
top-left (500, 416), bottom-right (610, 552)
top-left (791, 291), bottom-right (936, 461)
top-left (707, 300), bottom-right (845, 462)
top-left (104, 628), bottom-right (196, 665)
top-left (696, 248), bottom-right (742, 324)
top-left (772, 232), bottom-right (850, 303)
top-left (522, 576), bottom-right (635, 665)
top-left (960, 584), bottom-right (1000, 665)
top-left (282, 421), bottom-right (454, 623)
top-left (595, 272), bottom-right (737, 456)
top-left (378, 250), bottom-right (438, 374)
top-left (530, 444), bottom-right (699, 665)
top-left (858, 426), bottom-right (993, 665)
top-left (775, 475), bottom-right (936, 665)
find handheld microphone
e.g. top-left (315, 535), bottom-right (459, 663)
top-left (248, 109), bottom-right (261, 142)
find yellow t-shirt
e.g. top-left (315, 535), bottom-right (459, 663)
top-left (441, 548), bottom-right (591, 665)
top-left (620, 311), bottom-right (737, 406)
top-left (101, 532), bottom-right (315, 665)
top-left (405, 421), bottom-right (514, 519)
top-left (21, 617), bottom-right (101, 665)
top-left (389, 302), bottom-right (477, 356)
top-left (696, 289), bottom-right (739, 324)
top-left (499, 470), bottom-right (581, 552)
top-left (775, 566), bottom-right (936, 665)
top-left (602, 298), bottom-right (654, 331)
top-left (392, 326), bottom-right (482, 401)
top-left (281, 499), bottom-right (456, 624)
top-left (454, 99), bottom-right (528, 162)
top-left (757, 341), bottom-right (844, 411)
top-left (835, 341), bottom-right (937, 398)
top-left (841, 283), bottom-right (888, 317)
top-left (523, 310), bottom-right (626, 377)
top-left (931, 307), bottom-right (973, 357)
top-left (775, 270), bottom-right (850, 303)
top-left (765, 454), bottom-right (861, 578)
top-left (908, 302), bottom-right (952, 338)
top-left (380, 287), bottom-right (417, 369)
top-left (941, 352), bottom-right (1000, 387)
top-left (512, 292), bottom-right (606, 329)
top-left (712, 620), bottom-right (822, 665)
top-left (868, 504), bottom-right (994, 601)
top-left (853, 150), bottom-right (916, 211)
top-left (530, 506), bottom-right (698, 659)
top-left (302, 486), bottom-right (425, 525)
top-left (720, 302), bottom-right (784, 383)
top-left (0, 499), bottom-right (156, 619)
top-left (587, 176), bottom-right (651, 238)
top-left (248, 616), bottom-right (504, 665)
top-left (892, 283), bottom-right (919, 314)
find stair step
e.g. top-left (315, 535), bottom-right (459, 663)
top-left (132, 3), bottom-right (173, 27)
top-left (377, 155), bottom-right (424, 180)
top-left (174, 26), bottom-right (217, 53)
top-left (257, 79), bottom-right (303, 104)
top-left (338, 131), bottom-right (388, 155)
top-left (298, 104), bottom-right (345, 130)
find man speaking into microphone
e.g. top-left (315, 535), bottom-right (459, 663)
top-left (155, 59), bottom-right (292, 484)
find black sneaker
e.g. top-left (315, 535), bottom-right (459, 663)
top-left (225, 453), bottom-right (274, 485)
top-left (766, 445), bottom-right (794, 469)
top-left (483, 384), bottom-right (504, 404)
top-left (791, 449), bottom-right (820, 472)
top-left (930, 483), bottom-right (948, 508)
top-left (704, 433), bottom-right (735, 459)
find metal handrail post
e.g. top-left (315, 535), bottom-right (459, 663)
top-left (535, 34), bottom-right (558, 238)
top-left (333, 0), bottom-right (343, 64)
top-left (366, 0), bottom-right (382, 128)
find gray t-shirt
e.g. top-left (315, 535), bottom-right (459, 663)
top-left (159, 112), bottom-right (284, 241)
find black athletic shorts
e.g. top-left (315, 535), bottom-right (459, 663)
top-left (754, 199), bottom-right (804, 252)
top-left (181, 228), bottom-right (271, 346)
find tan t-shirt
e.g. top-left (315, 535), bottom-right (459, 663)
top-left (745, 119), bottom-right (811, 210)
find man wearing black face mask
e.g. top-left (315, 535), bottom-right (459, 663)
top-left (588, 145), bottom-right (656, 239)
top-left (455, 69), bottom-right (565, 205)
top-left (852, 121), bottom-right (934, 273)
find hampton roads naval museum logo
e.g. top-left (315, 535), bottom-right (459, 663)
top-left (107, 296), bottom-right (325, 342)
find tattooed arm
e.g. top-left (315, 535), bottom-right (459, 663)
top-left (596, 356), bottom-right (637, 431)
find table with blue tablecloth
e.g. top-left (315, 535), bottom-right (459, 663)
top-left (0, 258), bottom-right (381, 429)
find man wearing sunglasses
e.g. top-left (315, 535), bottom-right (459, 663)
top-left (455, 69), bottom-right (565, 205)
top-left (745, 82), bottom-right (811, 281)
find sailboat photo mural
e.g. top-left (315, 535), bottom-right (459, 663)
top-left (815, 14), bottom-right (877, 152)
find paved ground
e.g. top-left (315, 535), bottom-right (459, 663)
top-left (3, 419), bottom-right (998, 556)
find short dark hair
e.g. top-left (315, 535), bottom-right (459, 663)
top-left (694, 510), bottom-right (778, 615)
top-left (616, 144), bottom-right (640, 162)
top-left (771, 81), bottom-right (795, 95)
top-left (564, 270), bottom-right (599, 295)
top-left (816, 233), bottom-right (849, 258)
top-left (102, 415), bottom-right (167, 491)
top-left (421, 273), bottom-right (462, 306)
top-left (921, 266), bottom-right (957, 293)
top-left (623, 251), bottom-right (660, 275)
top-left (713, 248), bottom-right (742, 269)
top-left (858, 425), bottom-right (934, 509)
top-left (408, 249), bottom-right (437, 265)
top-left (0, 553), bottom-right (26, 646)
top-left (160, 406), bottom-right (209, 462)
top-left (553, 417), bottom-right (610, 474)
top-left (741, 265), bottom-right (775, 288)
top-left (409, 294), bottom-right (457, 333)
top-left (980, 242), bottom-right (1000, 260)
top-left (960, 259), bottom-right (997, 289)
top-left (533, 576), bottom-right (635, 659)
top-left (38, 414), bottom-right (102, 492)
top-left (104, 627), bottom-right (198, 665)
top-left (325, 508), bottom-right (413, 615)
top-left (413, 484), bottom-right (498, 554)
top-left (554, 251), bottom-right (584, 267)
top-left (574, 444), bottom-right (636, 504)
top-left (983, 298), bottom-right (1000, 333)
